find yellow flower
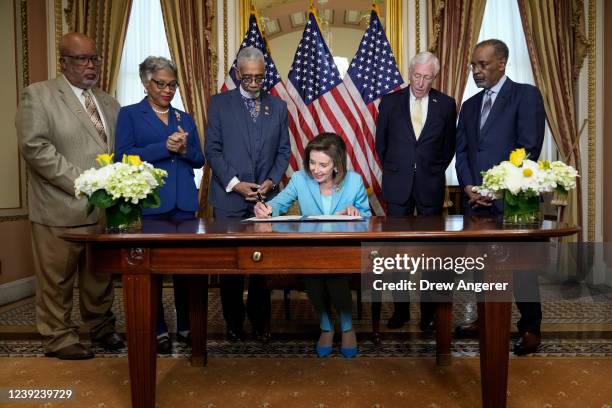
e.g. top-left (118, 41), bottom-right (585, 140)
top-left (509, 148), bottom-right (526, 167)
top-left (523, 168), bottom-right (533, 177)
top-left (538, 160), bottom-right (551, 170)
top-left (122, 154), bottom-right (143, 166)
top-left (96, 153), bottom-right (114, 166)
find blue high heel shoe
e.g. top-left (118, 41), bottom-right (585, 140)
top-left (340, 346), bottom-right (358, 358)
top-left (315, 330), bottom-right (333, 357)
top-left (340, 330), bottom-right (358, 358)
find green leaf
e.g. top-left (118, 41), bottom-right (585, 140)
top-left (119, 201), bottom-right (135, 215)
top-left (89, 190), bottom-right (115, 209)
top-left (142, 192), bottom-right (161, 209)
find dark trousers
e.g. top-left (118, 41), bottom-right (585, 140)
top-left (214, 206), bottom-right (271, 331)
top-left (144, 209), bottom-right (196, 335)
top-left (465, 200), bottom-right (542, 334)
top-left (386, 190), bottom-right (444, 322)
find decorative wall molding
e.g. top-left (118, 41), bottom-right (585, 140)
top-left (587, 0), bottom-right (595, 241)
top-left (0, 215), bottom-right (28, 223)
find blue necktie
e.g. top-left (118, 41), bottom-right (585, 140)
top-left (243, 96), bottom-right (260, 122)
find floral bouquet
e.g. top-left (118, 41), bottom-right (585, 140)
top-left (75, 154), bottom-right (167, 231)
top-left (474, 148), bottom-right (578, 224)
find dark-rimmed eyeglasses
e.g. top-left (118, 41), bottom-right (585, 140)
top-left (240, 75), bottom-right (265, 85)
top-left (150, 78), bottom-right (179, 91)
top-left (62, 55), bottom-right (103, 66)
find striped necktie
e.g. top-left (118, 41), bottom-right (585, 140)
top-left (480, 90), bottom-right (493, 129)
top-left (82, 89), bottom-right (108, 145)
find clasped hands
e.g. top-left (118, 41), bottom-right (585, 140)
top-left (166, 125), bottom-right (188, 155)
top-left (233, 179), bottom-right (275, 202)
top-left (465, 185), bottom-right (493, 208)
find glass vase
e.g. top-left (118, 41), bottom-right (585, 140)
top-left (104, 204), bottom-right (142, 232)
top-left (503, 191), bottom-right (541, 226)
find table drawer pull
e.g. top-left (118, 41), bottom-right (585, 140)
top-left (251, 251), bottom-right (262, 262)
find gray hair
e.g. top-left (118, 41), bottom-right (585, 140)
top-left (409, 52), bottom-right (440, 76)
top-left (139, 56), bottom-right (178, 83)
top-left (237, 46), bottom-right (265, 69)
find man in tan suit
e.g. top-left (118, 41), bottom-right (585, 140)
top-left (16, 33), bottom-right (124, 359)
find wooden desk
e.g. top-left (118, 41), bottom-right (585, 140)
top-left (62, 215), bottom-right (579, 408)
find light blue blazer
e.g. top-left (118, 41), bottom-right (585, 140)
top-left (268, 170), bottom-right (372, 217)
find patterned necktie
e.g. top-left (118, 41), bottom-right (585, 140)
top-left (243, 96), bottom-right (261, 122)
top-left (411, 98), bottom-right (423, 139)
top-left (480, 90), bottom-right (493, 129)
top-left (82, 89), bottom-right (108, 145)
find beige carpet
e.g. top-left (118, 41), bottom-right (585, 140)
top-left (1, 357), bottom-right (612, 407)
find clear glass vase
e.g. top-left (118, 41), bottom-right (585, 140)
top-left (502, 191), bottom-right (540, 226)
top-left (104, 204), bottom-right (142, 232)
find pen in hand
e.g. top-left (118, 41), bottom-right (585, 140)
top-left (256, 193), bottom-right (273, 217)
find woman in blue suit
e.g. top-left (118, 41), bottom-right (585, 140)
top-left (115, 56), bottom-right (205, 354)
top-left (255, 133), bottom-right (371, 358)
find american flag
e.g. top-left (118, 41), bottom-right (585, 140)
top-left (220, 13), bottom-right (301, 174)
top-left (344, 9), bottom-right (404, 214)
top-left (286, 11), bottom-right (382, 212)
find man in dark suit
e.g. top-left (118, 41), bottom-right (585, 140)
top-left (205, 46), bottom-right (291, 342)
top-left (376, 51), bottom-right (456, 330)
top-left (455, 39), bottom-right (545, 355)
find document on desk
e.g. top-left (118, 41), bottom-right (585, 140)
top-left (243, 215), bottom-right (364, 222)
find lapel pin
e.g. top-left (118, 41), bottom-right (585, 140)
top-left (264, 105), bottom-right (270, 115)
top-left (432, 98), bottom-right (438, 103)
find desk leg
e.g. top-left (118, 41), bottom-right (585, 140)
top-left (435, 302), bottom-right (452, 366)
top-left (478, 300), bottom-right (511, 408)
top-left (123, 274), bottom-right (158, 408)
top-left (187, 276), bottom-right (208, 366)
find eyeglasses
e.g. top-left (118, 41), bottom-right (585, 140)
top-left (150, 78), bottom-right (179, 91)
top-left (240, 75), bottom-right (265, 84)
top-left (62, 55), bottom-right (103, 66)
top-left (468, 61), bottom-right (491, 72)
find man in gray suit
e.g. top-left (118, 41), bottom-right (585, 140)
top-left (16, 33), bottom-right (124, 359)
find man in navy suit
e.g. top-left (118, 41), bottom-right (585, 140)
top-left (376, 52), bottom-right (456, 330)
top-left (455, 39), bottom-right (545, 355)
top-left (205, 46), bottom-right (291, 342)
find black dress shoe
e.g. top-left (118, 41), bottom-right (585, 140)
top-left (386, 312), bottom-right (409, 329)
top-left (226, 328), bottom-right (245, 342)
top-left (157, 336), bottom-right (171, 354)
top-left (95, 332), bottom-right (125, 351)
top-left (454, 319), bottom-right (479, 337)
top-left (252, 328), bottom-right (272, 343)
top-left (176, 332), bottom-right (191, 346)
top-left (419, 317), bottom-right (435, 333)
top-left (45, 343), bottom-right (94, 360)
top-left (513, 332), bottom-right (541, 356)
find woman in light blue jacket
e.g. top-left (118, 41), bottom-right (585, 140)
top-left (255, 133), bottom-right (371, 358)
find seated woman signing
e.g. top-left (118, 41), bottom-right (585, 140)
top-left (254, 132), bottom-right (371, 358)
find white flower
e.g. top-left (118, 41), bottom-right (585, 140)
top-left (474, 157), bottom-right (577, 198)
top-left (74, 157), bottom-right (167, 205)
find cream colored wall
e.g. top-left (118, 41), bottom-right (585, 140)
top-left (0, 0), bottom-right (49, 295)
top-left (0, 0), bottom-right (25, 214)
